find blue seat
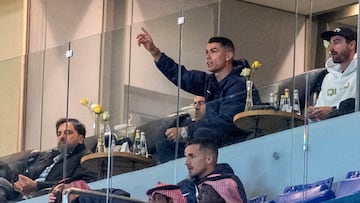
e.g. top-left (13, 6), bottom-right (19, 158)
top-left (248, 194), bottom-right (266, 203)
top-left (270, 177), bottom-right (335, 203)
top-left (335, 177), bottom-right (360, 198)
top-left (346, 171), bottom-right (360, 179)
top-left (275, 185), bottom-right (335, 203)
top-left (283, 177), bottom-right (333, 193)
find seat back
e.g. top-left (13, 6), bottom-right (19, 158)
top-left (346, 171), bottom-right (360, 179)
top-left (335, 177), bottom-right (360, 197)
top-left (248, 194), bottom-right (267, 203)
top-left (136, 113), bottom-right (191, 154)
top-left (276, 185), bottom-right (335, 203)
top-left (283, 177), bottom-right (333, 193)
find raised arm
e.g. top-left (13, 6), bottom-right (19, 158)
top-left (136, 27), bottom-right (161, 61)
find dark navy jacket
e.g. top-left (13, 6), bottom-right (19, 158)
top-left (155, 53), bottom-right (261, 141)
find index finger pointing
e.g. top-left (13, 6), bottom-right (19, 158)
top-left (141, 27), bottom-right (150, 35)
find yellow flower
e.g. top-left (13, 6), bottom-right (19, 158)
top-left (251, 60), bottom-right (261, 69)
top-left (80, 97), bottom-right (110, 122)
top-left (240, 68), bottom-right (252, 78)
top-left (91, 104), bottom-right (103, 114)
top-left (102, 111), bottom-right (111, 121)
top-left (80, 97), bottom-right (89, 106)
top-left (240, 60), bottom-right (262, 80)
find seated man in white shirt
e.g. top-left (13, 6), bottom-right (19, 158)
top-left (308, 27), bottom-right (357, 121)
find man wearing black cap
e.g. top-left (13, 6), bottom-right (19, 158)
top-left (308, 27), bottom-right (357, 121)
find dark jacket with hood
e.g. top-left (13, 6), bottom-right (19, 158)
top-left (177, 163), bottom-right (247, 203)
top-left (155, 53), bottom-right (261, 143)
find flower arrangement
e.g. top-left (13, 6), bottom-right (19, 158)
top-left (240, 60), bottom-right (262, 80)
top-left (80, 97), bottom-right (110, 122)
top-left (80, 97), bottom-right (110, 153)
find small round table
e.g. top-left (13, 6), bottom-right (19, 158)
top-left (81, 152), bottom-right (154, 179)
top-left (233, 110), bottom-right (304, 139)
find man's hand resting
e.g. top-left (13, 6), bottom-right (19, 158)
top-left (307, 106), bottom-right (334, 121)
top-left (13, 174), bottom-right (38, 195)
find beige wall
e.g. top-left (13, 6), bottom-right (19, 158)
top-left (25, 0), bottom-right (104, 150)
top-left (0, 0), bottom-right (26, 61)
top-left (0, 0), bottom-right (26, 156)
top-left (130, 0), bottom-right (306, 93)
top-left (0, 58), bottom-right (23, 155)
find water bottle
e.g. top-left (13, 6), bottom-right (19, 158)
top-left (269, 93), bottom-right (275, 106)
top-left (273, 92), bottom-right (279, 110)
top-left (133, 129), bottom-right (141, 155)
top-left (140, 132), bottom-right (148, 158)
top-left (284, 88), bottom-right (292, 113)
top-left (293, 89), bottom-right (301, 116)
top-left (280, 95), bottom-right (285, 111)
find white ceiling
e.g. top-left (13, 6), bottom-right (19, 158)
top-left (241, 0), bottom-right (358, 15)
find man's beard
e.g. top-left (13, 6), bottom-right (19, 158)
top-left (332, 49), bottom-right (350, 63)
top-left (58, 142), bottom-right (77, 154)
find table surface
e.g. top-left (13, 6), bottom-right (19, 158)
top-left (233, 110), bottom-right (304, 138)
top-left (81, 152), bottom-right (154, 178)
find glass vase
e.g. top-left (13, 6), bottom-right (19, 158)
top-left (244, 80), bottom-right (254, 111)
top-left (94, 114), bottom-right (104, 153)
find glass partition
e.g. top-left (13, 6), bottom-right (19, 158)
top-left (218, 0), bottom-right (301, 198)
top-left (302, 1), bottom-right (360, 202)
top-left (1, 0), bottom-right (360, 202)
top-left (129, 0), bottom-right (222, 180)
top-left (25, 36), bottom-right (103, 150)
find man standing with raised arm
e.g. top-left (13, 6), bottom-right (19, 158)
top-left (137, 27), bottom-right (261, 160)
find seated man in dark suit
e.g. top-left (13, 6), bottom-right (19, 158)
top-left (0, 118), bottom-right (97, 201)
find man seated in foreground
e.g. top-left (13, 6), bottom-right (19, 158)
top-left (178, 133), bottom-right (247, 203)
top-left (0, 118), bottom-right (97, 201)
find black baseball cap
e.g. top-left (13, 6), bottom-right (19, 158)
top-left (321, 27), bottom-right (357, 41)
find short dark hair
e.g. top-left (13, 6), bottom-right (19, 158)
top-left (56, 118), bottom-right (86, 137)
top-left (186, 136), bottom-right (218, 159)
top-left (346, 39), bottom-right (357, 52)
top-left (208, 37), bottom-right (235, 52)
